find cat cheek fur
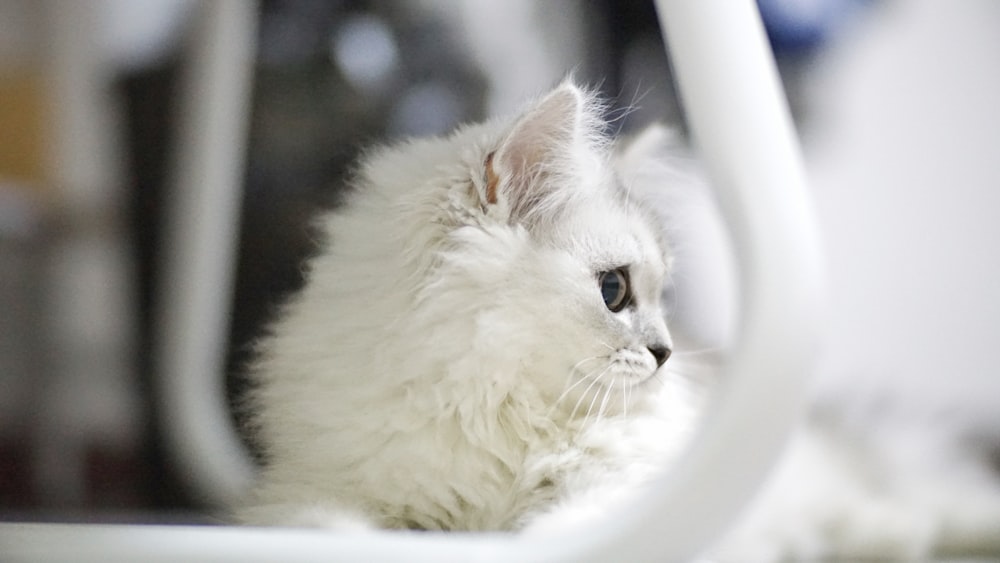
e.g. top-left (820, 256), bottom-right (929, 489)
top-left (425, 225), bottom-right (603, 399)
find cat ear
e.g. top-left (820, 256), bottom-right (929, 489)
top-left (614, 123), bottom-right (693, 212)
top-left (483, 82), bottom-right (597, 222)
top-left (615, 124), bottom-right (675, 177)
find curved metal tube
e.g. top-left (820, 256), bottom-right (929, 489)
top-left (569, 1), bottom-right (826, 559)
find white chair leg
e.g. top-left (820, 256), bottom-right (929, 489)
top-left (154, 0), bottom-right (258, 508)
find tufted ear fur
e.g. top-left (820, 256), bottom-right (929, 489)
top-left (482, 82), bottom-right (603, 225)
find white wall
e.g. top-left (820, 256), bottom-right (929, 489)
top-left (806, 0), bottom-right (1000, 426)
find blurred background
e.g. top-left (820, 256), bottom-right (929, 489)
top-left (0, 0), bottom-right (998, 525)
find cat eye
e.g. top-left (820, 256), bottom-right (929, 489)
top-left (598, 268), bottom-right (631, 312)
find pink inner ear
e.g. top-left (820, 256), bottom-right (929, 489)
top-left (497, 87), bottom-right (581, 178)
top-left (490, 84), bottom-right (587, 216)
top-left (485, 152), bottom-right (499, 205)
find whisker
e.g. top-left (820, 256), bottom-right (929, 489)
top-left (582, 369), bottom-right (614, 429)
top-left (560, 355), bottom-right (604, 388)
top-left (595, 382), bottom-right (614, 425)
top-left (577, 367), bottom-right (613, 427)
top-left (582, 383), bottom-right (603, 428)
top-left (625, 381), bottom-right (633, 420)
top-left (549, 362), bottom-right (605, 416)
top-left (569, 365), bottom-right (611, 421)
top-left (571, 355), bottom-right (604, 371)
top-left (622, 380), bottom-right (628, 420)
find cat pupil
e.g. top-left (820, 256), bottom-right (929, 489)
top-left (599, 269), bottom-right (630, 312)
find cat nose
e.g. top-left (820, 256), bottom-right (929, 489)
top-left (648, 345), bottom-right (671, 368)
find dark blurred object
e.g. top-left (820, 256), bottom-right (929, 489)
top-left (756, 0), bottom-right (873, 124)
top-left (757, 0), bottom-right (867, 54)
top-left (120, 59), bottom-right (189, 510)
top-left (228, 0), bottom-right (488, 444)
top-left (595, 0), bottom-right (686, 135)
top-left (0, 186), bottom-right (49, 511)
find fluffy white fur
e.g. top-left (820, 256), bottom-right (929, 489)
top-left (237, 82), bottom-right (702, 531)
top-left (236, 80), bottom-right (1000, 560)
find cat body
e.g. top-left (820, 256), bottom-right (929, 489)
top-left (235, 79), bottom-right (1000, 560)
top-left (238, 82), bottom-right (700, 531)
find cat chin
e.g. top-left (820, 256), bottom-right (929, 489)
top-left (609, 349), bottom-right (659, 378)
top-left (599, 368), bottom-right (658, 392)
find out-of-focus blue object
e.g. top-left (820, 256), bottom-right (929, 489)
top-left (757, 0), bottom-right (865, 52)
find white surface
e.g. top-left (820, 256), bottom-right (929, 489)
top-left (806, 0), bottom-right (1000, 421)
top-left (0, 522), bottom-right (994, 563)
top-left (0, 523), bottom-right (505, 563)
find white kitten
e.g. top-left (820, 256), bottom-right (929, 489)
top-left (236, 81), bottom-right (703, 531)
top-left (234, 79), bottom-right (1000, 561)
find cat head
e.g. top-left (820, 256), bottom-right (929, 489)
top-left (421, 82), bottom-right (675, 418)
